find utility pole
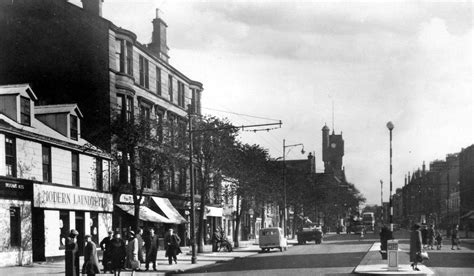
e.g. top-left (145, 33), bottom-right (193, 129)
top-left (380, 180), bottom-right (383, 224)
top-left (188, 105), bottom-right (196, 264)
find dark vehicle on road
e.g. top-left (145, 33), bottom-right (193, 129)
top-left (297, 224), bottom-right (323, 244)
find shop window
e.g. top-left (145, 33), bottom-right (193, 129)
top-left (59, 211), bottom-right (70, 249)
top-left (70, 115), bottom-right (78, 140)
top-left (96, 157), bottom-right (103, 191)
top-left (5, 136), bottom-right (16, 177)
top-left (42, 145), bottom-right (52, 182)
top-left (72, 153), bottom-right (79, 187)
top-left (10, 207), bottom-right (21, 247)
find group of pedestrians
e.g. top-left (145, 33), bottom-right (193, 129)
top-left (65, 227), bottom-right (182, 276)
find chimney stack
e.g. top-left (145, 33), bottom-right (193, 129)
top-left (81, 0), bottom-right (103, 17)
top-left (149, 9), bottom-right (169, 62)
top-left (422, 161), bottom-right (426, 175)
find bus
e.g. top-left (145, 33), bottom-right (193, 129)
top-left (362, 212), bottom-right (375, 232)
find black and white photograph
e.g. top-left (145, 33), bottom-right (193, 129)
top-left (0, 0), bottom-right (472, 275)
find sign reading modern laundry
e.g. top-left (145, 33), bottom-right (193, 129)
top-left (33, 183), bottom-right (113, 212)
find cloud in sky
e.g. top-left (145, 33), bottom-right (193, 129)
top-left (99, 0), bottom-right (472, 205)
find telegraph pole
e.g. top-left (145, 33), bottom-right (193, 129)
top-left (188, 105), bottom-right (196, 264)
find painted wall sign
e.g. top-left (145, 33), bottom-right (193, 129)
top-left (33, 183), bottom-right (113, 212)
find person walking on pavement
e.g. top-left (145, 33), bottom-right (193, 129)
top-left (427, 224), bottom-right (435, 250)
top-left (421, 224), bottom-right (428, 249)
top-left (109, 233), bottom-right (126, 276)
top-left (82, 235), bottom-right (100, 276)
top-left (410, 223), bottom-right (423, 271)
top-left (435, 228), bottom-right (443, 250)
top-left (135, 228), bottom-right (145, 270)
top-left (165, 228), bottom-right (181, 265)
top-left (126, 231), bottom-right (140, 275)
top-left (99, 230), bottom-right (114, 273)
top-left (65, 229), bottom-right (80, 276)
top-left (145, 228), bottom-right (159, 271)
top-left (451, 224), bottom-right (461, 250)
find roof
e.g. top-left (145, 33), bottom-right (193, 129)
top-left (0, 83), bottom-right (38, 101)
top-left (35, 104), bottom-right (84, 119)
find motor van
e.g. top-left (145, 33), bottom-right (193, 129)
top-left (259, 227), bottom-right (288, 252)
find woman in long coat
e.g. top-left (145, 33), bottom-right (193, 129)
top-left (82, 235), bottom-right (100, 276)
top-left (410, 223), bottom-right (422, 271)
top-left (109, 233), bottom-right (126, 276)
top-left (65, 229), bottom-right (80, 276)
top-left (126, 231), bottom-right (139, 275)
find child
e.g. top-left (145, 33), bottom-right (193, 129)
top-left (435, 230), bottom-right (443, 250)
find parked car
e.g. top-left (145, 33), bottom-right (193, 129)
top-left (259, 227), bottom-right (288, 252)
top-left (297, 224), bottom-right (323, 244)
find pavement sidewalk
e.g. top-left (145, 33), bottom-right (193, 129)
top-left (0, 239), bottom-right (273, 276)
top-left (353, 242), bottom-right (434, 276)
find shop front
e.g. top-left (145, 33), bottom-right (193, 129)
top-left (0, 177), bottom-right (33, 267)
top-left (32, 183), bottom-right (113, 261)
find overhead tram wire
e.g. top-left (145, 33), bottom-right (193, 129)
top-left (200, 106), bottom-right (281, 123)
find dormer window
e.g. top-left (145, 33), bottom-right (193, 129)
top-left (20, 96), bottom-right (30, 126)
top-left (70, 115), bottom-right (78, 140)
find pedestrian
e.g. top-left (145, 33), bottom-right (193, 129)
top-left (145, 228), bottom-right (159, 271)
top-left (451, 224), bottom-right (461, 250)
top-left (65, 229), bottom-right (80, 276)
top-left (126, 231), bottom-right (140, 275)
top-left (435, 228), bottom-right (443, 250)
top-left (109, 233), bottom-right (126, 276)
top-left (427, 225), bottom-right (435, 250)
top-left (421, 224), bottom-right (428, 249)
top-left (212, 227), bottom-right (221, 252)
top-left (164, 228), bottom-right (181, 265)
top-left (410, 223), bottom-right (423, 271)
top-left (99, 230), bottom-right (114, 273)
top-left (135, 228), bottom-right (145, 269)
top-left (82, 235), bottom-right (100, 276)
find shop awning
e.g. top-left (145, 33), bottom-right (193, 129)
top-left (205, 206), bottom-right (223, 217)
top-left (461, 210), bottom-right (474, 220)
top-left (151, 197), bottom-right (187, 224)
top-left (116, 204), bottom-right (171, 223)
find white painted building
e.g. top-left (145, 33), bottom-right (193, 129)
top-left (0, 84), bottom-right (112, 266)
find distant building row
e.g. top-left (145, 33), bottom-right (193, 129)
top-left (392, 145), bottom-right (474, 231)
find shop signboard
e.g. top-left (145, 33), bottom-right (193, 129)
top-left (33, 183), bottom-right (113, 212)
top-left (0, 178), bottom-right (33, 200)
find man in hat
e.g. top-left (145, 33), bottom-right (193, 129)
top-left (83, 235), bottom-right (100, 276)
top-left (145, 228), bottom-right (159, 271)
top-left (99, 230), bottom-right (114, 273)
top-left (66, 229), bottom-right (80, 276)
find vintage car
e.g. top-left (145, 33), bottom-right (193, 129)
top-left (259, 227), bottom-right (288, 252)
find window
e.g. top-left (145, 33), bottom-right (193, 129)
top-left (191, 89), bottom-right (196, 113)
top-left (139, 55), bottom-right (149, 89)
top-left (140, 104), bottom-right (151, 137)
top-left (140, 104), bottom-right (151, 121)
top-left (117, 95), bottom-right (133, 121)
top-left (116, 39), bottom-right (133, 75)
top-left (5, 136), bottom-right (16, 177)
top-left (156, 109), bottom-right (164, 144)
top-left (168, 113), bottom-right (176, 147)
top-left (70, 115), bottom-right (78, 140)
top-left (72, 153), bottom-right (79, 187)
top-left (169, 166), bottom-right (176, 192)
top-left (20, 96), bottom-right (30, 126)
top-left (168, 75), bottom-right (173, 103)
top-left (178, 167), bottom-right (187, 194)
top-left (10, 207), bottom-right (21, 247)
top-left (177, 119), bottom-right (186, 148)
top-left (96, 157), bottom-right (103, 191)
top-left (59, 210), bottom-right (69, 249)
top-left (177, 81), bottom-right (185, 107)
top-left (42, 145), bottom-right (51, 182)
top-left (156, 67), bottom-right (162, 96)
top-left (140, 152), bottom-right (151, 189)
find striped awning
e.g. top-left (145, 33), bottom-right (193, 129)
top-left (116, 204), bottom-right (171, 223)
top-left (151, 197), bottom-right (187, 224)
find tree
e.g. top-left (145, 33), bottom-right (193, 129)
top-left (192, 115), bottom-right (239, 252)
top-left (110, 111), bottom-right (183, 231)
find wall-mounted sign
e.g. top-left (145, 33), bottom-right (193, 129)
top-left (33, 183), bottom-right (113, 212)
top-left (0, 178), bottom-right (33, 200)
top-left (119, 194), bottom-right (145, 204)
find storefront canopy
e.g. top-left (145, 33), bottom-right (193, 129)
top-left (116, 204), bottom-right (171, 223)
top-left (151, 197), bottom-right (187, 224)
top-left (461, 210), bottom-right (474, 220)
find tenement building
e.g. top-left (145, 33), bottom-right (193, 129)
top-left (0, 1), bottom-right (205, 245)
top-left (0, 84), bottom-right (112, 266)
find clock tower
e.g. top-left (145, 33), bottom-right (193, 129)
top-left (322, 124), bottom-right (345, 178)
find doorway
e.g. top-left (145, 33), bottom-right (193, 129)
top-left (32, 208), bottom-right (45, 262)
top-left (75, 211), bottom-right (85, 256)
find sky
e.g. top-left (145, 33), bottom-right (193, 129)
top-left (73, 0), bottom-right (473, 205)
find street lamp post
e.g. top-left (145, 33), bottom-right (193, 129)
top-left (188, 105), bottom-right (197, 264)
top-left (282, 139), bottom-right (305, 237)
top-left (386, 121), bottom-right (394, 232)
